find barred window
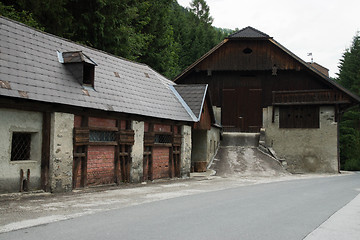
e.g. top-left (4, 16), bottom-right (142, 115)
top-left (89, 130), bottom-right (116, 142)
top-left (155, 134), bottom-right (172, 144)
top-left (11, 132), bottom-right (31, 161)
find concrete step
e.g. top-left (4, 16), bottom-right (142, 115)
top-left (221, 132), bottom-right (260, 147)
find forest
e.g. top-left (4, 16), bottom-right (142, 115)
top-left (0, 0), bottom-right (359, 170)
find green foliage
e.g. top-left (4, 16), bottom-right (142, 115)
top-left (337, 33), bottom-right (360, 171)
top-left (337, 33), bottom-right (360, 96)
top-left (169, 1), bottom-right (227, 78)
top-left (0, 2), bottom-right (43, 30)
top-left (189, 0), bottom-right (213, 25)
top-left (339, 107), bottom-right (360, 170)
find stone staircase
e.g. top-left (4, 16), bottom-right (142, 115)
top-left (210, 132), bottom-right (289, 177)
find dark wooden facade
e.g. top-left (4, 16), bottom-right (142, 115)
top-left (175, 34), bottom-right (357, 132)
top-left (193, 98), bottom-right (212, 131)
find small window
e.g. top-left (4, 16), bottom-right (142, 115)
top-left (11, 133), bottom-right (31, 161)
top-left (83, 63), bottom-right (95, 86)
top-left (89, 130), bottom-right (116, 142)
top-left (279, 106), bottom-right (319, 128)
top-left (155, 134), bottom-right (172, 144)
top-left (243, 48), bottom-right (253, 54)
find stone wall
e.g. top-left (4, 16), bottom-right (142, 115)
top-left (130, 120), bottom-right (144, 183)
top-left (180, 125), bottom-right (192, 177)
top-left (263, 106), bottom-right (338, 173)
top-left (0, 108), bottom-right (42, 193)
top-left (49, 112), bottom-right (74, 192)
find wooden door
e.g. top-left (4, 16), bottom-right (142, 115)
top-left (222, 89), bottom-right (240, 131)
top-left (246, 89), bottom-right (262, 132)
top-left (222, 88), bottom-right (262, 132)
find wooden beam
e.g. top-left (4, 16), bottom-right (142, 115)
top-left (80, 116), bottom-right (89, 188)
top-left (41, 112), bottom-right (51, 192)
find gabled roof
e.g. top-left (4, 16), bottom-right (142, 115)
top-left (0, 16), bottom-right (194, 122)
top-left (227, 26), bottom-right (270, 39)
top-left (174, 84), bottom-right (218, 126)
top-left (174, 84), bottom-right (208, 121)
top-left (268, 38), bottom-right (360, 103)
top-left (174, 26), bottom-right (360, 104)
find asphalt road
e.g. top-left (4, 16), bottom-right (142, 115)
top-left (1, 173), bottom-right (359, 240)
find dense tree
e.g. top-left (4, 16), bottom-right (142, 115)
top-left (0, 2), bottom-right (43, 30)
top-left (337, 33), bottom-right (360, 95)
top-left (189, 0), bottom-right (213, 25)
top-left (336, 33), bottom-right (360, 171)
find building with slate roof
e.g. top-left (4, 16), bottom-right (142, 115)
top-left (175, 26), bottom-right (360, 174)
top-left (0, 16), bottom-right (215, 193)
top-left (174, 85), bottom-right (221, 172)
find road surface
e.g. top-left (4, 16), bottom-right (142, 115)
top-left (1, 172), bottom-right (359, 240)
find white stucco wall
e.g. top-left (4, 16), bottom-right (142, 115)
top-left (0, 108), bottom-right (42, 193)
top-left (181, 125), bottom-right (192, 177)
top-left (49, 112), bottom-right (74, 192)
top-left (264, 106), bottom-right (338, 173)
top-left (191, 127), bottom-right (220, 167)
top-left (130, 120), bottom-right (144, 183)
top-left (192, 127), bottom-right (221, 166)
top-left (212, 106), bottom-right (222, 125)
top-left (207, 127), bottom-right (221, 164)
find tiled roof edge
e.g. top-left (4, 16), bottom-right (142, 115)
top-left (197, 84), bottom-right (208, 120)
top-left (169, 85), bottom-right (198, 122)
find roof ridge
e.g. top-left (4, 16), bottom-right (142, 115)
top-left (227, 26), bottom-right (270, 39)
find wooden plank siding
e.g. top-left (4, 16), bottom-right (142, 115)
top-left (193, 99), bottom-right (212, 130)
top-left (175, 39), bottom-right (344, 132)
top-left (178, 70), bottom-right (330, 109)
top-left (193, 40), bottom-right (303, 72)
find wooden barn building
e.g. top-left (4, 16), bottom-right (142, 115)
top-left (175, 27), bottom-right (360, 173)
top-left (0, 17), bottom-right (219, 193)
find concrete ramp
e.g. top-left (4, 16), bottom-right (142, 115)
top-left (211, 133), bottom-right (289, 177)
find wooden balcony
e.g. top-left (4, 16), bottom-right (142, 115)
top-left (272, 90), bottom-right (351, 105)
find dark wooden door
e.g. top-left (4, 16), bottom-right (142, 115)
top-left (247, 89), bottom-right (262, 132)
top-left (222, 88), bottom-right (262, 132)
top-left (222, 89), bottom-right (238, 130)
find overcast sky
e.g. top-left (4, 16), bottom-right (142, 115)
top-left (177, 0), bottom-right (360, 78)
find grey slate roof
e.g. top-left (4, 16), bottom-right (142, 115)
top-left (0, 17), bottom-right (194, 122)
top-left (227, 26), bottom-right (270, 39)
top-left (173, 84), bottom-right (208, 120)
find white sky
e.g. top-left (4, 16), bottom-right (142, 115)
top-left (177, 0), bottom-right (360, 78)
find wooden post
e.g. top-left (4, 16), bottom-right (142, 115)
top-left (41, 112), bottom-right (51, 192)
top-left (80, 116), bottom-right (89, 187)
top-left (115, 120), bottom-right (121, 185)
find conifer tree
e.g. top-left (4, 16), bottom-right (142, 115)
top-left (337, 32), bottom-right (360, 170)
